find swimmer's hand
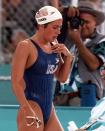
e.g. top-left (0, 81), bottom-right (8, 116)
top-left (26, 116), bottom-right (41, 128)
top-left (22, 104), bottom-right (42, 128)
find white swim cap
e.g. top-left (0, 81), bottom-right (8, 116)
top-left (35, 6), bottom-right (62, 25)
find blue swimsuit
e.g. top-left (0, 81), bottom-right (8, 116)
top-left (24, 39), bottom-right (59, 124)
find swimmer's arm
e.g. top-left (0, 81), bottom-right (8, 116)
top-left (11, 41), bottom-right (32, 107)
top-left (55, 51), bottom-right (73, 83)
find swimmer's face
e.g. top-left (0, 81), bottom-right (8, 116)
top-left (42, 19), bottom-right (62, 42)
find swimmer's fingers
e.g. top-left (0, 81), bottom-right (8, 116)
top-left (26, 116), bottom-right (42, 128)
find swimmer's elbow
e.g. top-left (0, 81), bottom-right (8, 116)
top-left (57, 77), bottom-right (68, 83)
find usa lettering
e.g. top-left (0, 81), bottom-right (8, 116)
top-left (46, 64), bottom-right (58, 74)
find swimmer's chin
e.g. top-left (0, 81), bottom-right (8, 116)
top-left (51, 37), bottom-right (57, 42)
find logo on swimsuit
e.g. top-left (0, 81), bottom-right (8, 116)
top-left (55, 57), bottom-right (60, 64)
top-left (46, 64), bottom-right (58, 74)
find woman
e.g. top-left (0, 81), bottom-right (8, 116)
top-left (11, 6), bottom-right (73, 131)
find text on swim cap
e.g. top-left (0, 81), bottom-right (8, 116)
top-left (38, 18), bottom-right (47, 22)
